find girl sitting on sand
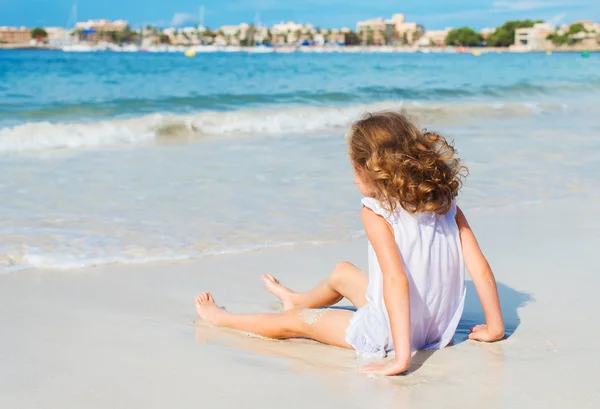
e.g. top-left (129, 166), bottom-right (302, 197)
top-left (195, 111), bottom-right (504, 376)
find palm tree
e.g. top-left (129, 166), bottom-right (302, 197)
top-left (402, 32), bottom-right (408, 45)
top-left (366, 28), bottom-right (374, 45)
top-left (382, 30), bottom-right (391, 45)
top-left (246, 24), bottom-right (257, 46)
top-left (159, 34), bottom-right (170, 44)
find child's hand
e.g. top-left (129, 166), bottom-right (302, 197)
top-left (357, 358), bottom-right (409, 376)
top-left (469, 324), bottom-right (505, 342)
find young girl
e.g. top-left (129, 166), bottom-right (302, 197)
top-left (195, 111), bottom-right (504, 376)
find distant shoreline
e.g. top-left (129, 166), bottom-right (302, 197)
top-left (1, 43), bottom-right (598, 53)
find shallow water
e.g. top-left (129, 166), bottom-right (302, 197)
top-left (1, 51), bottom-right (599, 270)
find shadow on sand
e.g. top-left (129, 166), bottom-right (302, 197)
top-left (453, 280), bottom-right (534, 345)
top-left (193, 280), bottom-right (533, 375)
top-left (331, 281), bottom-right (534, 371)
top-left (327, 280), bottom-right (533, 347)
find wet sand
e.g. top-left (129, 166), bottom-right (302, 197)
top-left (0, 196), bottom-right (598, 409)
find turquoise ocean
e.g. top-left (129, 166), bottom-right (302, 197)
top-left (1, 50), bottom-right (599, 270)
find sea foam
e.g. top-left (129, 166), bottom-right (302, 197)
top-left (0, 101), bottom-right (567, 154)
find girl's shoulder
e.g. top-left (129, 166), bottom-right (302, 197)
top-left (361, 197), bottom-right (457, 225)
top-left (361, 197), bottom-right (400, 223)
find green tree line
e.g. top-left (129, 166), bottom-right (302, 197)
top-left (445, 19), bottom-right (595, 48)
top-left (445, 19), bottom-right (544, 47)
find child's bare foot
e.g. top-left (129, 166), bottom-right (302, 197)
top-left (261, 274), bottom-right (295, 311)
top-left (195, 292), bottom-right (228, 326)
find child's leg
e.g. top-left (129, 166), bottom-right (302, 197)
top-left (261, 261), bottom-right (368, 310)
top-left (195, 292), bottom-right (354, 349)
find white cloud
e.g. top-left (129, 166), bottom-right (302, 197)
top-left (417, 9), bottom-right (490, 22)
top-left (547, 12), bottom-right (567, 26)
top-left (492, 1), bottom-right (547, 11)
top-left (171, 12), bottom-right (197, 27)
top-left (423, 1), bottom-right (577, 22)
top-left (491, 1), bottom-right (580, 12)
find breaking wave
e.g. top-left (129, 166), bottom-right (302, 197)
top-left (0, 101), bottom-right (571, 153)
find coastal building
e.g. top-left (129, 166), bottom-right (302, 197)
top-left (254, 27), bottom-right (269, 44)
top-left (44, 27), bottom-right (69, 43)
top-left (162, 27), bottom-right (202, 45)
top-left (557, 24), bottom-right (569, 35)
top-left (73, 19), bottom-right (129, 43)
top-left (181, 26), bottom-right (202, 45)
top-left (513, 23), bottom-right (553, 51)
top-left (216, 23), bottom-right (268, 45)
top-left (269, 21), bottom-right (315, 44)
top-left (313, 33), bottom-right (325, 46)
top-left (388, 14), bottom-right (423, 43)
top-left (213, 35), bottom-right (227, 46)
top-left (0, 26), bottom-right (31, 43)
top-left (419, 28), bottom-right (452, 47)
top-left (220, 24), bottom-right (249, 38)
top-left (356, 17), bottom-right (386, 44)
top-left (356, 17), bottom-right (386, 33)
top-left (272, 21), bottom-right (313, 35)
top-left (356, 14), bottom-right (423, 45)
top-left (326, 28), bottom-right (346, 44)
top-left (75, 19), bottom-right (128, 32)
top-left (218, 23), bottom-right (250, 45)
top-left (480, 27), bottom-right (496, 39)
top-left (570, 21), bottom-right (600, 48)
top-left (576, 20), bottom-right (599, 33)
top-left (572, 20), bottom-right (600, 44)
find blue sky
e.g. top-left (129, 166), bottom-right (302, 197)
top-left (1, 0), bottom-right (597, 30)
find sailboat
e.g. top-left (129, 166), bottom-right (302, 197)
top-left (249, 12), bottom-right (274, 54)
top-left (189, 5), bottom-right (219, 53)
top-left (61, 3), bottom-right (97, 52)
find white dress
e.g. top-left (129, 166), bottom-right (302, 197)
top-left (345, 197), bottom-right (466, 357)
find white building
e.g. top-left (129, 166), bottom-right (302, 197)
top-left (162, 27), bottom-right (201, 45)
top-left (220, 23), bottom-right (249, 38)
top-left (44, 27), bottom-right (69, 42)
top-left (254, 26), bottom-right (269, 43)
top-left (356, 17), bottom-right (386, 33)
top-left (480, 27), bottom-right (496, 39)
top-left (388, 14), bottom-right (420, 38)
top-left (0, 26), bottom-right (31, 43)
top-left (577, 20), bottom-right (599, 33)
top-left (213, 36), bottom-right (227, 46)
top-left (356, 13), bottom-right (422, 45)
top-left (419, 28), bottom-right (452, 46)
top-left (272, 21), bottom-right (312, 35)
top-left (514, 23), bottom-right (554, 50)
top-left (75, 19), bottom-right (128, 31)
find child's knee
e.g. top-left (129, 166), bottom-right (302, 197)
top-left (330, 261), bottom-right (355, 285)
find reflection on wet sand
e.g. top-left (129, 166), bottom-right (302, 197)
top-left (194, 315), bottom-right (507, 409)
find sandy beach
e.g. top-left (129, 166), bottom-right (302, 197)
top-left (1, 194), bottom-right (598, 409)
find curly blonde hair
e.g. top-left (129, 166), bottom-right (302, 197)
top-left (348, 111), bottom-right (467, 215)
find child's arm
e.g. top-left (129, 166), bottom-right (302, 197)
top-left (357, 207), bottom-right (411, 376)
top-left (456, 207), bottom-right (505, 342)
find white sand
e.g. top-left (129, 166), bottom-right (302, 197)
top-left (1, 196), bottom-right (598, 409)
